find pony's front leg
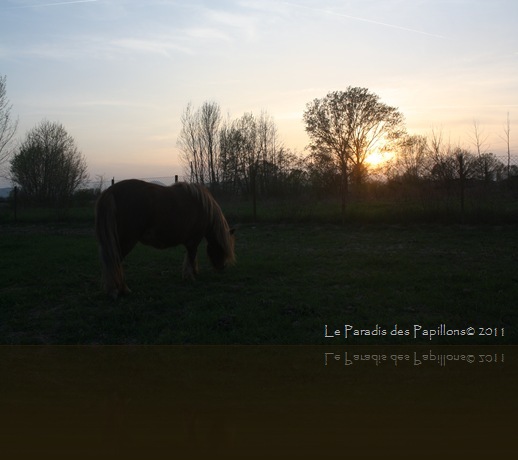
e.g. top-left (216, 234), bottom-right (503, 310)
top-left (182, 245), bottom-right (199, 280)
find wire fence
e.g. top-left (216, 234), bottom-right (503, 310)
top-left (83, 174), bottom-right (186, 192)
top-left (2, 155), bottom-right (518, 225)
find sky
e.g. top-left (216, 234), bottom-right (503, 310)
top-left (1, 0), bottom-right (517, 186)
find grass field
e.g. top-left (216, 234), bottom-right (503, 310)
top-left (0, 220), bottom-right (516, 344)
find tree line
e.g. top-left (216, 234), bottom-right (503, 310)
top-left (1, 74), bottom-right (515, 219)
top-left (178, 102), bottom-right (301, 193)
top-left (179, 88), bottom-right (515, 221)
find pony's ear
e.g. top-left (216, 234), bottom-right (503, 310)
top-left (229, 228), bottom-right (236, 235)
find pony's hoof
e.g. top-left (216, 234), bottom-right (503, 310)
top-left (108, 285), bottom-right (131, 300)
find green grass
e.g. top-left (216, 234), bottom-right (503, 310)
top-left (221, 198), bottom-right (518, 225)
top-left (0, 222), bottom-right (516, 344)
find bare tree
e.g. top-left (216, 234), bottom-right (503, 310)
top-left (469, 120), bottom-right (490, 157)
top-left (200, 101), bottom-right (221, 184)
top-left (219, 113), bottom-right (258, 215)
top-left (303, 87), bottom-right (404, 221)
top-left (471, 153), bottom-right (505, 182)
top-left (256, 111), bottom-right (282, 194)
top-left (219, 119), bottom-right (244, 191)
top-left (469, 120), bottom-right (495, 182)
top-left (234, 112), bottom-right (259, 218)
top-left (219, 110), bottom-right (292, 196)
top-left (0, 75), bottom-right (18, 176)
top-left (389, 134), bottom-right (429, 181)
top-left (177, 101), bottom-right (221, 185)
top-left (178, 102), bottom-right (204, 183)
top-left (10, 120), bottom-right (88, 205)
top-left (426, 127), bottom-right (454, 182)
top-left (500, 112), bottom-right (511, 180)
top-left (304, 149), bottom-right (340, 197)
top-left (452, 147), bottom-right (477, 214)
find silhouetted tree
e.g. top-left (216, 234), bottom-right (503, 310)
top-left (200, 101), bottom-right (221, 184)
top-left (0, 75), bottom-right (18, 175)
top-left (220, 113), bottom-right (260, 217)
top-left (304, 149), bottom-right (340, 197)
top-left (10, 120), bottom-right (88, 205)
top-left (219, 110), bottom-right (295, 193)
top-left (469, 120), bottom-right (490, 157)
top-left (500, 112), bottom-right (511, 180)
top-left (178, 101), bottom-right (221, 185)
top-left (426, 128), bottom-right (454, 182)
top-left (469, 121), bottom-right (498, 183)
top-left (389, 134), bottom-right (430, 181)
top-left (219, 120), bottom-right (241, 192)
top-left (270, 146), bottom-right (301, 195)
top-left (472, 152), bottom-right (505, 182)
top-left (256, 111), bottom-right (282, 195)
top-left (303, 87), bottom-right (404, 221)
top-left (453, 148), bottom-right (475, 214)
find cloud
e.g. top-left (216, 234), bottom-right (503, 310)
top-left (110, 37), bottom-right (193, 57)
top-left (283, 1), bottom-right (444, 39)
top-left (2, 32), bottom-right (194, 61)
top-left (5, 0), bottom-right (99, 9)
top-left (77, 99), bottom-right (160, 110)
top-left (201, 7), bottom-right (260, 40)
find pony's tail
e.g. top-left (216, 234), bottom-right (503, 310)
top-left (95, 190), bottom-right (126, 298)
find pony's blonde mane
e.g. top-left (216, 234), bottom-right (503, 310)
top-left (175, 183), bottom-right (235, 265)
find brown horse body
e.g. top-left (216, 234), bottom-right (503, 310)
top-left (95, 179), bottom-right (235, 298)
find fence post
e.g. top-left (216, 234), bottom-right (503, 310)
top-left (111, 177), bottom-right (115, 186)
top-left (175, 175), bottom-right (178, 183)
top-left (13, 186), bottom-right (18, 222)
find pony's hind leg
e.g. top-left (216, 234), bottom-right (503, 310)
top-left (117, 238), bottom-right (137, 296)
top-left (100, 251), bottom-right (130, 299)
top-left (182, 244), bottom-right (199, 280)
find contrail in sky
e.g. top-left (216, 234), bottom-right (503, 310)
top-left (283, 2), bottom-right (444, 39)
top-left (6, 0), bottom-right (99, 8)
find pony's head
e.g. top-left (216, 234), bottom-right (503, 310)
top-left (184, 182), bottom-right (236, 271)
top-left (207, 227), bottom-right (235, 270)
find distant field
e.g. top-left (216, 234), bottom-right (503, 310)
top-left (0, 222), bottom-right (516, 344)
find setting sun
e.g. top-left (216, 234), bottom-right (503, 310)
top-left (366, 150), bottom-right (393, 167)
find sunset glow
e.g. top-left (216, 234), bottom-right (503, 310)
top-left (1, 0), bottom-right (517, 186)
top-left (365, 150), bottom-right (393, 168)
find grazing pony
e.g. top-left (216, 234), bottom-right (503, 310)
top-left (95, 179), bottom-right (235, 298)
